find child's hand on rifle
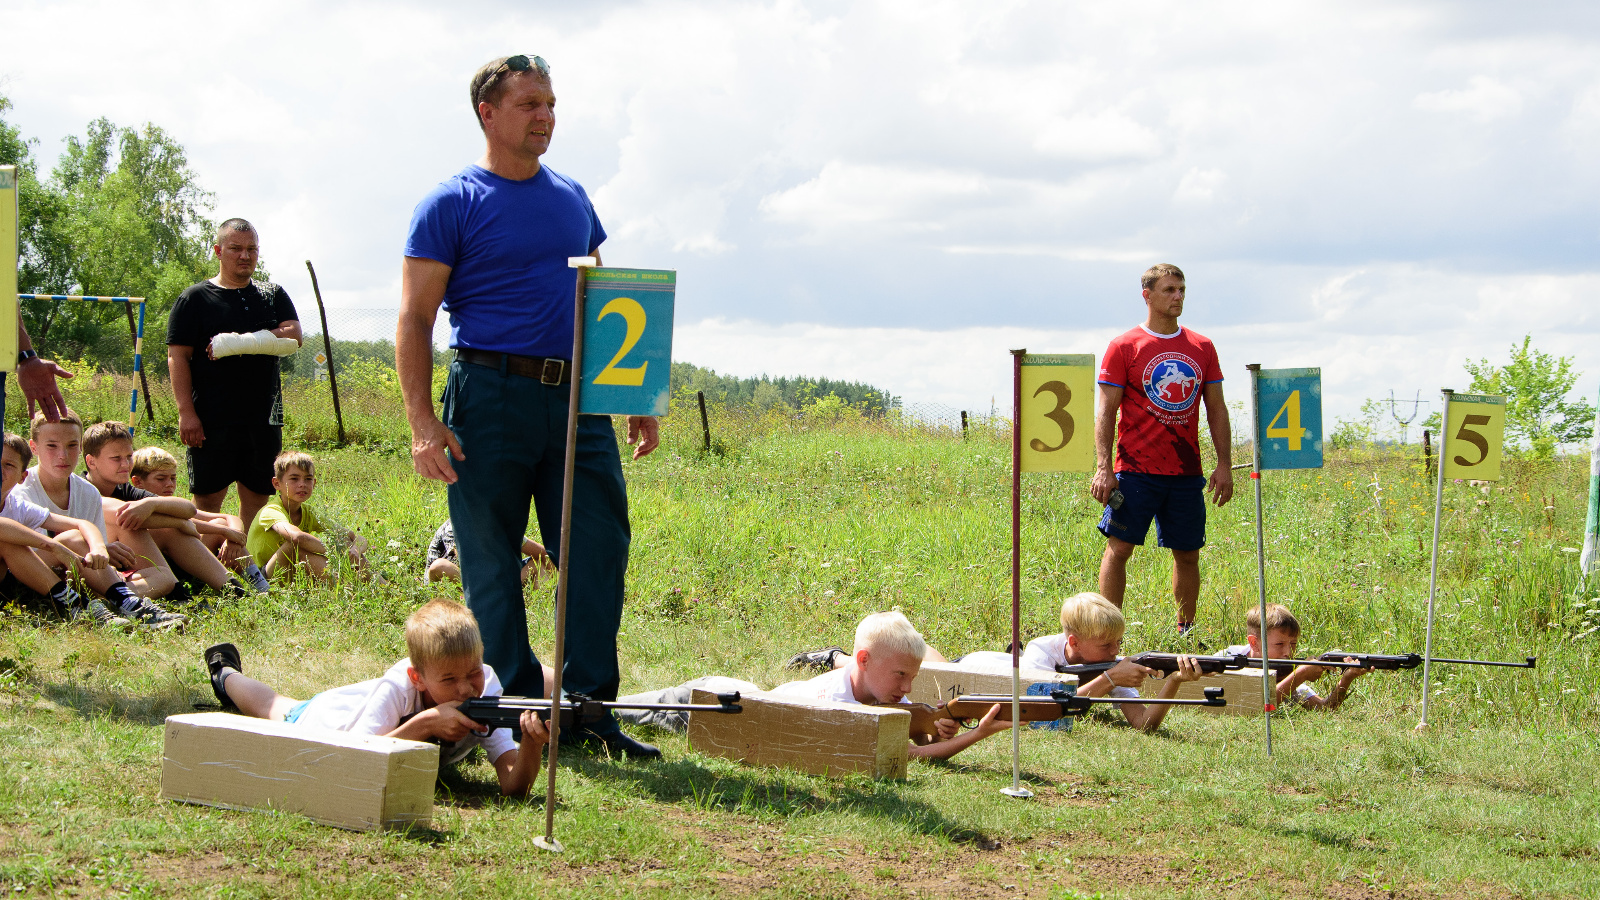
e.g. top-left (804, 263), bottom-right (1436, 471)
top-left (1104, 657), bottom-right (1159, 690)
top-left (423, 700), bottom-right (490, 743)
top-left (1166, 654), bottom-right (1204, 684)
top-left (970, 703), bottom-right (1012, 739)
top-left (518, 709), bottom-right (550, 746)
top-left (1334, 657), bottom-right (1375, 688)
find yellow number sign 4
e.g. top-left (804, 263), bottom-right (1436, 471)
top-left (1265, 390), bottom-right (1303, 451)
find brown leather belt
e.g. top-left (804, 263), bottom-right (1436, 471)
top-left (455, 348), bottom-right (571, 384)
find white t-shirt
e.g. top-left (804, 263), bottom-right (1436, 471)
top-left (0, 491), bottom-right (50, 531)
top-left (18, 469), bottom-right (105, 538)
top-left (970, 636), bottom-right (1137, 699)
top-left (294, 658), bottom-right (517, 765)
top-left (1223, 644), bottom-right (1318, 703)
top-left (771, 664), bottom-right (911, 706)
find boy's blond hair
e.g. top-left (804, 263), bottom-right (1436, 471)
top-left (83, 420), bottom-right (135, 458)
top-left (29, 408), bottom-right (83, 442)
top-left (3, 432), bottom-right (32, 468)
top-left (853, 610), bottom-right (926, 660)
top-left (405, 599), bottom-right (484, 672)
top-left (273, 450), bottom-right (315, 479)
top-left (1060, 592), bottom-right (1125, 641)
top-left (130, 446), bottom-right (178, 478)
top-left (1246, 603), bottom-right (1301, 638)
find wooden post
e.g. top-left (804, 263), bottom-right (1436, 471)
top-left (697, 389), bottom-right (711, 451)
top-left (304, 261), bottom-right (346, 446)
top-left (1422, 429), bottom-right (1433, 476)
top-left (961, 410), bottom-right (968, 438)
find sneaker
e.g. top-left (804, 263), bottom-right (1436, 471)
top-left (70, 597), bottom-right (131, 630)
top-left (204, 643), bottom-right (242, 711)
top-left (120, 596), bottom-right (187, 632)
top-left (244, 564), bottom-right (270, 593)
top-left (785, 646), bottom-right (845, 672)
top-left (560, 723), bottom-right (662, 760)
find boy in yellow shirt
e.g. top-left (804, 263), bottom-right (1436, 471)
top-left (245, 452), bottom-right (370, 583)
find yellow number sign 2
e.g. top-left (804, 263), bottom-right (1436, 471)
top-left (1020, 354), bottom-right (1094, 473)
top-left (591, 296), bottom-right (649, 387)
top-left (1441, 393), bottom-right (1506, 481)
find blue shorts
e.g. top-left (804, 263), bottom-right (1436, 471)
top-left (284, 698), bottom-right (313, 723)
top-left (1097, 472), bottom-right (1207, 551)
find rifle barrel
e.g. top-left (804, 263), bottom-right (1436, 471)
top-left (1428, 656), bottom-right (1537, 668)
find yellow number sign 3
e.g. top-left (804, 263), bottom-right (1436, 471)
top-left (1019, 354), bottom-right (1095, 473)
top-left (1030, 381), bottom-right (1074, 453)
top-left (591, 296), bottom-right (649, 387)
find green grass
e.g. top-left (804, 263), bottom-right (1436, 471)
top-left (1, 396), bottom-right (1597, 898)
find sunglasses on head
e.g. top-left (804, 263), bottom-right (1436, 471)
top-left (502, 54), bottom-right (550, 76)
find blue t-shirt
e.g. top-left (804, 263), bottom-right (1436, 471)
top-left (405, 164), bottom-right (606, 359)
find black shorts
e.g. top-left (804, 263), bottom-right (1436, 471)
top-left (187, 419), bottom-right (282, 497)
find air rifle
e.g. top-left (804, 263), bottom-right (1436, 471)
top-left (459, 691), bottom-right (743, 740)
top-left (1055, 651), bottom-right (1366, 680)
top-left (894, 687), bottom-right (1227, 743)
top-left (1315, 651), bottom-right (1536, 671)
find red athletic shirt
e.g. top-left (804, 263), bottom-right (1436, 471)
top-left (1097, 325), bottom-right (1223, 476)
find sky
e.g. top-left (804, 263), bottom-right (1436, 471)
top-left (4, 0), bottom-right (1599, 426)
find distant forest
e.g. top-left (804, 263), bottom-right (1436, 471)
top-left (669, 362), bottom-right (897, 413)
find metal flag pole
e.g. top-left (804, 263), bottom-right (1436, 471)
top-left (1418, 388), bottom-right (1453, 730)
top-left (1246, 364), bottom-right (1273, 756)
top-left (535, 258), bottom-right (594, 853)
top-left (1581, 385), bottom-right (1600, 577)
top-left (1002, 348), bottom-right (1031, 799)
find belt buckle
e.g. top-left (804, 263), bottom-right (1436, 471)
top-left (540, 358), bottom-right (565, 385)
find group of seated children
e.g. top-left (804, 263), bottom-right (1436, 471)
top-left (0, 411), bottom-right (377, 630)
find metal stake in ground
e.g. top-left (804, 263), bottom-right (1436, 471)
top-left (536, 258), bottom-right (595, 854)
top-left (1418, 389), bottom-right (1452, 731)
top-left (304, 262), bottom-right (346, 446)
top-left (1246, 364), bottom-right (1273, 756)
top-left (1582, 385), bottom-right (1600, 577)
top-left (1003, 348), bottom-right (1030, 799)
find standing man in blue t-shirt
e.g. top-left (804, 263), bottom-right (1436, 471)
top-left (397, 55), bottom-right (662, 760)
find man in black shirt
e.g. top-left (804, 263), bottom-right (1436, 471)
top-left (166, 219), bottom-right (301, 532)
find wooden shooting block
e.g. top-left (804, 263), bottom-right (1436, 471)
top-left (907, 660), bottom-right (1077, 707)
top-left (1141, 670), bottom-right (1270, 716)
top-left (686, 689), bottom-right (909, 779)
top-left (161, 712), bottom-right (439, 831)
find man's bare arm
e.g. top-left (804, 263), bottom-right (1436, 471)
top-left (271, 320), bottom-right (303, 345)
top-left (1201, 381), bottom-right (1233, 506)
top-left (397, 257), bottom-right (463, 483)
top-left (1090, 383), bottom-right (1123, 504)
top-left (15, 313), bottom-right (72, 421)
top-left (167, 344), bottom-right (205, 448)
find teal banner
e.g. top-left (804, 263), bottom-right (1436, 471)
top-left (1255, 367), bottom-right (1323, 470)
top-left (579, 268), bottom-right (675, 417)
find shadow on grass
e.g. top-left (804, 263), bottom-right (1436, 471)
top-left (34, 677), bottom-right (197, 727)
top-left (557, 752), bottom-right (1003, 849)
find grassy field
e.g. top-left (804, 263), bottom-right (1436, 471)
top-left (0, 390), bottom-right (1597, 898)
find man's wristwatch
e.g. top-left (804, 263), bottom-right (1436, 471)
top-left (16, 349), bottom-right (37, 365)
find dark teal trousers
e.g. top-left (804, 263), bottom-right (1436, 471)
top-left (442, 358), bottom-right (631, 722)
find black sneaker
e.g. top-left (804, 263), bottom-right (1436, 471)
top-left (120, 596), bottom-right (187, 632)
top-left (205, 643), bottom-right (243, 712)
top-left (560, 724), bottom-right (662, 760)
top-left (69, 597), bottom-right (132, 630)
top-left (785, 646), bottom-right (845, 672)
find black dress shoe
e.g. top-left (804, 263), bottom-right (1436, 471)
top-left (561, 724), bottom-right (662, 760)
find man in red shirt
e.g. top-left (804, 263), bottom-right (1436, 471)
top-left (1091, 264), bottom-right (1234, 633)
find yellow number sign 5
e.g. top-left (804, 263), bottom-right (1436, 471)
top-left (1441, 394), bottom-right (1506, 481)
top-left (591, 296), bottom-right (648, 386)
top-left (1265, 390), bottom-right (1302, 451)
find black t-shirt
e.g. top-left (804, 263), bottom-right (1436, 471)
top-left (109, 483), bottom-right (156, 502)
top-left (166, 280), bottom-right (299, 424)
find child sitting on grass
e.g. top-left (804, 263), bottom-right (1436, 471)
top-left (773, 611), bottom-right (1012, 759)
top-left (245, 451), bottom-right (371, 583)
top-left (424, 519), bottom-right (550, 585)
top-left (1225, 604), bottom-right (1373, 711)
top-left (15, 413), bottom-right (186, 630)
top-left (0, 433), bottom-right (125, 624)
top-left (80, 422), bottom-right (258, 601)
top-left (129, 446), bottom-right (266, 591)
top-left (205, 599), bottom-right (548, 795)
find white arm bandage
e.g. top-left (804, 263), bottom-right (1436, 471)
top-left (209, 330), bottom-right (301, 358)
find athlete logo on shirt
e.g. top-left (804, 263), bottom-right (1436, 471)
top-left (1141, 353), bottom-right (1202, 413)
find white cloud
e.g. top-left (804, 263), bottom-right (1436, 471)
top-left (1415, 76), bottom-right (1524, 122)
